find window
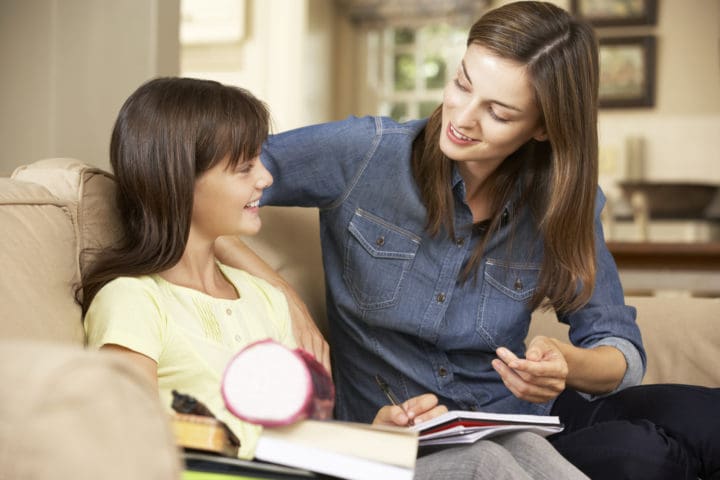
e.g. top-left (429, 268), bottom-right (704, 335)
top-left (366, 23), bottom-right (469, 122)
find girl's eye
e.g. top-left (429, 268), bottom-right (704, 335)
top-left (236, 162), bottom-right (254, 174)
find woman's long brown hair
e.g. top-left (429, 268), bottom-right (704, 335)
top-left (412, 1), bottom-right (599, 315)
top-left (77, 77), bottom-right (269, 314)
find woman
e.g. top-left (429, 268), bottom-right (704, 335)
top-left (217, 2), bottom-right (720, 479)
top-left (79, 76), bottom-right (586, 479)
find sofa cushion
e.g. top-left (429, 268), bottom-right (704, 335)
top-left (0, 178), bottom-right (83, 343)
top-left (1, 158), bottom-right (121, 344)
top-left (242, 206), bottom-right (328, 334)
top-left (12, 158), bottom-right (121, 276)
top-left (0, 340), bottom-right (181, 480)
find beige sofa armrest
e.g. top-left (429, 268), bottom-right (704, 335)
top-left (529, 296), bottom-right (720, 387)
top-left (0, 340), bottom-right (181, 479)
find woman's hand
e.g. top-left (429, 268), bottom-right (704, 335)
top-left (492, 336), bottom-right (568, 403)
top-left (493, 336), bottom-right (629, 401)
top-left (372, 393), bottom-right (448, 427)
top-left (281, 283), bottom-right (331, 374)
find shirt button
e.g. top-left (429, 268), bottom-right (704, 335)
top-left (226, 308), bottom-right (233, 316)
top-left (514, 279), bottom-right (523, 291)
top-left (438, 367), bottom-right (448, 377)
top-left (436, 293), bottom-right (446, 303)
top-left (234, 334), bottom-right (242, 342)
top-left (375, 236), bottom-right (385, 246)
top-left (455, 237), bottom-right (465, 246)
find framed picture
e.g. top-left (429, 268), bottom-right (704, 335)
top-left (571, 0), bottom-right (658, 27)
top-left (598, 36), bottom-right (656, 108)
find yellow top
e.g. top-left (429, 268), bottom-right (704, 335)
top-left (85, 263), bottom-right (296, 459)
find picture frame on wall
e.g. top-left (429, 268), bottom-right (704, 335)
top-left (598, 36), bottom-right (656, 108)
top-left (571, 0), bottom-right (658, 27)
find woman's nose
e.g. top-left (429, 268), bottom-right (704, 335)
top-left (455, 101), bottom-right (479, 128)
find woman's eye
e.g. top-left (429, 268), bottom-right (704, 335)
top-left (453, 78), bottom-right (470, 92)
top-left (489, 108), bottom-right (509, 123)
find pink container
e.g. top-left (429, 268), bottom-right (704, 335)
top-left (222, 339), bottom-right (335, 427)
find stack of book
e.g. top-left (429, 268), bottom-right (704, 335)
top-left (174, 412), bottom-right (418, 480)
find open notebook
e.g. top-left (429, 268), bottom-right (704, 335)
top-left (412, 410), bottom-right (563, 447)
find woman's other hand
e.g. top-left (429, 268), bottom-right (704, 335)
top-left (372, 393), bottom-right (448, 427)
top-left (282, 283), bottom-right (331, 374)
top-left (492, 336), bottom-right (568, 403)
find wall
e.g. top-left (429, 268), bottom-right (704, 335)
top-left (181, 0), bottom-right (337, 132)
top-left (2, 0), bottom-right (718, 184)
top-left (492, 0), bottom-right (720, 188)
top-left (0, 0), bottom-right (180, 174)
top-left (596, 0), bottom-right (720, 190)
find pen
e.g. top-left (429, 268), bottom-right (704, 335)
top-left (374, 374), bottom-right (414, 426)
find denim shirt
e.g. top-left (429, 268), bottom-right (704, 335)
top-left (261, 116), bottom-right (646, 423)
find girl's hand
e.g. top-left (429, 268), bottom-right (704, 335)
top-left (492, 336), bottom-right (568, 403)
top-left (372, 393), bottom-right (448, 427)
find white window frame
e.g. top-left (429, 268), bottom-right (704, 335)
top-left (366, 21), bottom-right (470, 122)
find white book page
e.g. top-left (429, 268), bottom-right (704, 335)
top-left (255, 436), bottom-right (414, 480)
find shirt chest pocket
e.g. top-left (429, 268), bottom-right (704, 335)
top-left (343, 209), bottom-right (420, 310)
top-left (477, 260), bottom-right (539, 349)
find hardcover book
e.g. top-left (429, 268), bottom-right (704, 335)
top-left (254, 419), bottom-right (418, 480)
top-left (172, 413), bottom-right (240, 458)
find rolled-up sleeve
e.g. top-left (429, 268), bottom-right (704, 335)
top-left (561, 188), bottom-right (647, 397)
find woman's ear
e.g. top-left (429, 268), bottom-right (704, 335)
top-left (532, 128), bottom-right (548, 142)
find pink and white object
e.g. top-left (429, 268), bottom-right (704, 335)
top-left (222, 339), bottom-right (335, 427)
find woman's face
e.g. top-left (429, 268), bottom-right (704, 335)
top-left (192, 154), bottom-right (273, 240)
top-left (440, 43), bottom-right (547, 170)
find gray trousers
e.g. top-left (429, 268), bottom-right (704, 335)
top-left (414, 431), bottom-right (588, 480)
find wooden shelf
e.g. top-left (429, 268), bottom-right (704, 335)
top-left (607, 241), bottom-right (720, 271)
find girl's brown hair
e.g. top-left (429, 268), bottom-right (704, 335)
top-left (412, 1), bottom-right (599, 314)
top-left (77, 77), bottom-right (270, 314)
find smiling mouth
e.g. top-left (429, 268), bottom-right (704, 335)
top-left (245, 200), bottom-right (260, 209)
top-left (448, 123), bottom-right (478, 143)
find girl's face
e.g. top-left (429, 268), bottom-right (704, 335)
top-left (440, 43), bottom-right (548, 170)
top-left (192, 154), bottom-right (273, 240)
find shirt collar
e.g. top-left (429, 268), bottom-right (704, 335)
top-left (450, 161), bottom-right (520, 225)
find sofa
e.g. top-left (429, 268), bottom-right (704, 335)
top-left (1, 159), bottom-right (718, 478)
top-left (0, 159), bottom-right (181, 479)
